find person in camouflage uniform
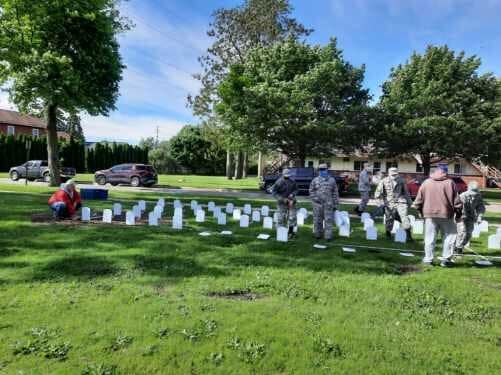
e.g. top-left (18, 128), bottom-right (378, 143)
top-left (455, 181), bottom-right (486, 254)
top-left (309, 163), bottom-right (339, 241)
top-left (355, 163), bottom-right (371, 215)
top-left (272, 168), bottom-right (298, 238)
top-left (374, 167), bottom-right (413, 240)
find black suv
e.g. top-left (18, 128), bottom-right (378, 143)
top-left (94, 164), bottom-right (158, 187)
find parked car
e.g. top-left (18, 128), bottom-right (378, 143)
top-left (9, 160), bottom-right (76, 182)
top-left (406, 176), bottom-right (468, 199)
top-left (260, 167), bottom-right (349, 195)
top-left (94, 164), bottom-right (158, 187)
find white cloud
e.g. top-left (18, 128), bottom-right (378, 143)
top-left (0, 90), bottom-right (15, 110)
top-left (81, 114), bottom-right (186, 144)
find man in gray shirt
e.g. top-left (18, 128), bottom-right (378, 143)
top-left (355, 163), bottom-right (371, 216)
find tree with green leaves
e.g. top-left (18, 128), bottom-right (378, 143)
top-left (378, 45), bottom-right (501, 175)
top-left (216, 38), bottom-right (371, 166)
top-left (0, 0), bottom-right (129, 185)
top-left (190, 0), bottom-right (311, 178)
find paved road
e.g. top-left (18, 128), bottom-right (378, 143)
top-left (1, 178), bottom-right (500, 212)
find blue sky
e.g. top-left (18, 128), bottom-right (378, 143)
top-left (1, 0), bottom-right (500, 143)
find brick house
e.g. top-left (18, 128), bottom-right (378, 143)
top-left (0, 108), bottom-right (70, 140)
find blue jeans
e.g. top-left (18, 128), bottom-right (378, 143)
top-left (50, 202), bottom-right (68, 219)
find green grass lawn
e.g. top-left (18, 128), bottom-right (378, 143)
top-left (0, 183), bottom-right (500, 373)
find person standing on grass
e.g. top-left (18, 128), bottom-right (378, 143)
top-left (309, 163), bottom-right (339, 241)
top-left (355, 162), bottom-right (371, 216)
top-left (455, 181), bottom-right (486, 255)
top-left (413, 166), bottom-right (462, 267)
top-left (48, 179), bottom-right (82, 220)
top-left (272, 168), bottom-right (298, 239)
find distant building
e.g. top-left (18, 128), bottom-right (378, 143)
top-left (0, 109), bottom-right (70, 139)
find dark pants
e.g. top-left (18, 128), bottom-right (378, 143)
top-left (50, 202), bottom-right (68, 219)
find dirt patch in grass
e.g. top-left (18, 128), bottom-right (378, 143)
top-left (394, 264), bottom-right (422, 275)
top-left (207, 289), bottom-right (261, 301)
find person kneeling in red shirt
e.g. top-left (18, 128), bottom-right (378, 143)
top-left (48, 179), bottom-right (82, 219)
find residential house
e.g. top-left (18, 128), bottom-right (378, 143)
top-left (0, 109), bottom-right (70, 140)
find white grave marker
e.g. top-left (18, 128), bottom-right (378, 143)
top-left (366, 227), bottom-right (378, 241)
top-left (172, 215), bottom-right (183, 230)
top-left (125, 211), bottom-right (135, 225)
top-left (297, 212), bottom-right (305, 226)
top-left (298, 208), bottom-right (308, 220)
top-left (213, 206), bottom-right (221, 218)
top-left (276, 226), bottom-right (288, 242)
top-left (363, 218), bottom-right (375, 231)
top-left (342, 247), bottom-right (356, 253)
top-left (233, 209), bottom-right (241, 221)
top-left (190, 200), bottom-right (198, 210)
top-left (113, 203), bottom-right (122, 216)
top-left (472, 224), bottom-right (481, 238)
top-left (138, 200), bottom-right (146, 211)
top-left (479, 220), bottom-right (489, 233)
top-left (361, 212), bottom-right (371, 223)
top-left (221, 230), bottom-right (232, 236)
top-left (226, 203), bottom-right (234, 214)
top-left (339, 224), bottom-right (350, 237)
top-left (252, 211), bottom-right (261, 223)
top-left (261, 206), bottom-right (270, 217)
top-left (488, 234), bottom-right (500, 250)
top-left (148, 212), bottom-right (159, 226)
top-left (334, 211), bottom-right (343, 227)
top-left (240, 215), bottom-right (250, 228)
top-left (81, 207), bottom-right (91, 222)
top-left (408, 215), bottom-right (416, 225)
top-left (157, 198), bottom-right (165, 207)
top-left (174, 200), bottom-right (182, 209)
top-left (395, 228), bottom-right (407, 243)
top-left (391, 220), bottom-right (401, 234)
top-left (313, 244), bottom-right (327, 250)
top-left (263, 217), bottom-right (273, 229)
top-left (196, 210), bottom-right (205, 223)
top-left (208, 201), bottom-right (215, 212)
top-left (199, 232), bottom-right (211, 237)
top-left (243, 204), bottom-right (252, 215)
top-left (400, 252), bottom-right (415, 257)
top-left (102, 209), bottom-right (113, 224)
top-left (217, 213), bottom-right (227, 225)
top-left (412, 220), bottom-right (424, 235)
top-left (133, 205), bottom-right (141, 219)
top-left (257, 234), bottom-right (270, 240)
top-left (273, 212), bottom-right (279, 224)
top-left (496, 227), bottom-right (501, 237)
top-left (154, 205), bottom-right (163, 218)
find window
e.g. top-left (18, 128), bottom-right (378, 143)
top-left (307, 161), bottom-right (314, 168)
top-left (32, 128), bottom-right (40, 137)
top-left (354, 160), bottom-right (368, 171)
top-left (373, 161), bottom-right (381, 173)
top-left (385, 161), bottom-right (398, 171)
top-left (454, 163), bottom-right (461, 175)
top-left (416, 163), bottom-right (423, 173)
top-left (41, 161), bottom-right (48, 167)
top-left (7, 126), bottom-right (15, 136)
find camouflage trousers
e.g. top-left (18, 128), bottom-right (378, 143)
top-left (312, 202), bottom-right (334, 240)
top-left (277, 201), bottom-right (297, 228)
top-left (455, 219), bottom-right (475, 250)
top-left (384, 204), bottom-right (411, 232)
top-left (358, 191), bottom-right (370, 212)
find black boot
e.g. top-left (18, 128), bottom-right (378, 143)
top-left (288, 226), bottom-right (295, 239)
top-left (406, 229), bottom-right (414, 243)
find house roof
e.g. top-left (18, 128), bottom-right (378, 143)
top-left (0, 109), bottom-right (46, 128)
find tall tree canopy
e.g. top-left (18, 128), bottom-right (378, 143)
top-left (216, 38), bottom-right (371, 166)
top-left (0, 0), bottom-right (129, 185)
top-left (378, 45), bottom-right (501, 175)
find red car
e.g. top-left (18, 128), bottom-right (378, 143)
top-left (407, 176), bottom-right (468, 199)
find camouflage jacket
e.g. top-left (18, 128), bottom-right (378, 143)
top-left (309, 176), bottom-right (339, 206)
top-left (358, 170), bottom-right (371, 192)
top-left (459, 190), bottom-right (485, 220)
top-left (272, 177), bottom-right (298, 201)
top-left (374, 176), bottom-right (412, 207)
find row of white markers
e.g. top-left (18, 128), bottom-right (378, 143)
top-left (80, 199), bottom-right (501, 248)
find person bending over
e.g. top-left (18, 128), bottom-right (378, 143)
top-left (48, 179), bottom-right (81, 219)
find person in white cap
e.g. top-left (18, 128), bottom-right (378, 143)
top-left (272, 168), bottom-right (298, 238)
top-left (455, 180), bottom-right (485, 254)
top-left (354, 162), bottom-right (371, 216)
top-left (374, 167), bottom-right (413, 240)
top-left (48, 179), bottom-right (82, 219)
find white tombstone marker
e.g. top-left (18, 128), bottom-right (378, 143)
top-left (226, 203), bottom-right (234, 214)
top-left (174, 207), bottom-right (183, 219)
top-left (297, 212), bottom-right (305, 226)
top-left (113, 203), bottom-right (122, 217)
top-left (313, 244), bottom-right (327, 250)
top-left (400, 252), bottom-right (415, 257)
top-left (81, 207), bottom-right (91, 222)
top-left (363, 218), bottom-right (375, 231)
top-left (217, 213), bottom-right (227, 225)
top-left (412, 220), bottom-right (424, 235)
top-left (243, 204), bottom-right (252, 215)
top-left (148, 212), bottom-right (159, 226)
top-left (240, 215), bottom-right (250, 228)
top-left (157, 198), bottom-right (165, 207)
top-left (339, 224), bottom-right (350, 237)
top-left (391, 220), bottom-right (401, 234)
top-left (213, 206), bottom-right (221, 218)
top-left (138, 200), bottom-right (146, 211)
top-left (298, 208), bottom-right (308, 220)
top-left (479, 220), bottom-right (489, 233)
top-left (497, 227), bottom-right (501, 237)
top-left (342, 247), bottom-right (356, 253)
top-left (276, 226), bottom-right (288, 242)
top-left (133, 205), bottom-right (142, 219)
top-left (472, 224), bottom-right (481, 238)
top-left (252, 210), bottom-right (261, 223)
top-left (395, 228), bottom-right (407, 243)
top-left (196, 210), bottom-right (205, 223)
top-left (233, 209), bottom-right (242, 221)
top-left (263, 217), bottom-right (273, 229)
top-left (334, 211), bottom-right (343, 227)
top-left (154, 205), bottom-right (163, 218)
top-left (172, 215), bottom-right (183, 230)
top-left (208, 201), bottom-right (215, 212)
top-left (125, 211), bottom-right (135, 226)
top-left (361, 212), bottom-right (371, 223)
top-left (408, 215), bottom-right (416, 225)
top-left (199, 231), bottom-right (211, 237)
top-left (190, 200), bottom-right (198, 210)
top-left (174, 200), bottom-right (182, 209)
top-left (366, 226), bottom-right (378, 241)
top-left (221, 230), bottom-right (232, 236)
top-left (102, 209), bottom-right (113, 224)
top-left (488, 234), bottom-right (500, 250)
top-left (261, 206), bottom-right (270, 217)
top-left (273, 212), bottom-right (279, 224)
top-left (257, 234), bottom-right (270, 240)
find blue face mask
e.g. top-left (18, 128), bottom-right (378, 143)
top-left (319, 170), bottom-right (328, 177)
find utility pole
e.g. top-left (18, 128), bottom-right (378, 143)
top-left (155, 126), bottom-right (159, 147)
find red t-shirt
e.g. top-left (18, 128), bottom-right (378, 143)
top-left (48, 189), bottom-right (81, 216)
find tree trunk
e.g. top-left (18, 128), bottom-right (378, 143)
top-left (46, 103), bottom-right (61, 186)
top-left (242, 151), bottom-right (248, 178)
top-left (226, 150), bottom-right (233, 180)
top-left (422, 153), bottom-right (431, 176)
top-left (257, 151), bottom-right (264, 178)
top-left (234, 151), bottom-right (243, 180)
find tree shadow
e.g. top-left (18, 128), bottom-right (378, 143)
top-left (31, 255), bottom-right (119, 281)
